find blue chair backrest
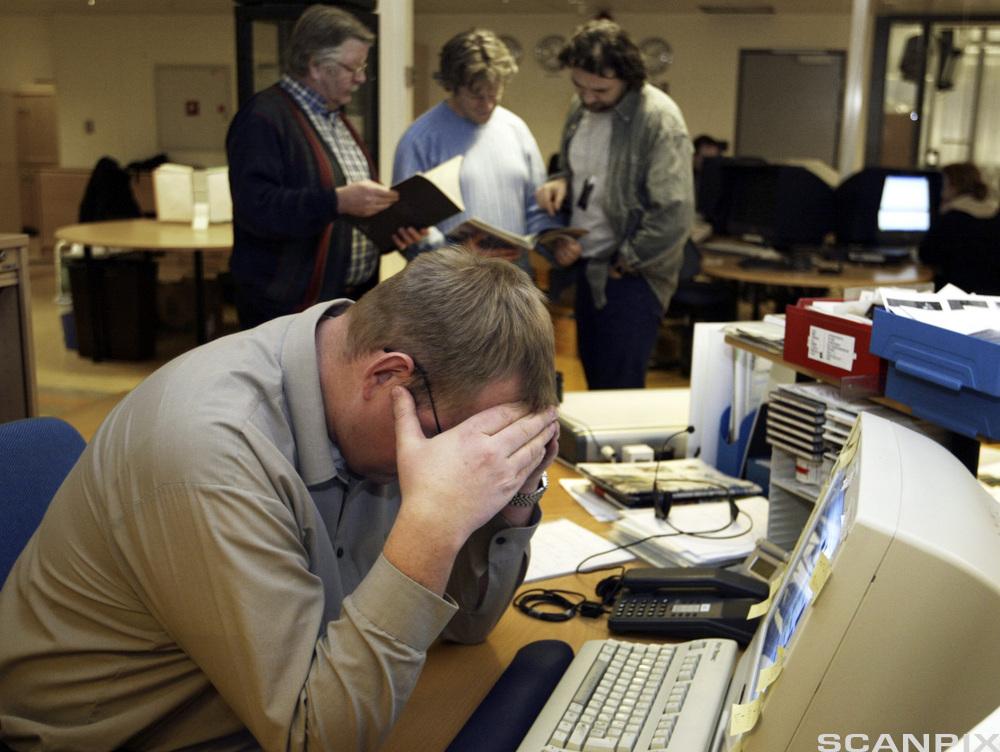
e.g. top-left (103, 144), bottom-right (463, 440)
top-left (0, 417), bottom-right (86, 585)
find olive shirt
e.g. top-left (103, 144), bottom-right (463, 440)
top-left (554, 83), bottom-right (694, 311)
top-left (0, 301), bottom-right (538, 751)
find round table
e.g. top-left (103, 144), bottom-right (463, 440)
top-left (55, 219), bottom-right (233, 357)
top-left (699, 249), bottom-right (934, 318)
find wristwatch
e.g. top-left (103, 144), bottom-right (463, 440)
top-left (509, 471), bottom-right (549, 507)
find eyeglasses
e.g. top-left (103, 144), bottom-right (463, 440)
top-left (332, 60), bottom-right (368, 78)
top-left (410, 359), bottom-right (442, 437)
top-left (385, 348), bottom-right (442, 437)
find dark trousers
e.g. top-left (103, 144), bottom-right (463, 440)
top-left (575, 266), bottom-right (663, 390)
top-left (234, 276), bottom-right (377, 330)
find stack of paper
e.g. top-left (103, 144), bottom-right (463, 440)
top-left (610, 495), bottom-right (769, 568)
top-left (525, 518), bottom-right (633, 581)
top-left (875, 285), bottom-right (1000, 338)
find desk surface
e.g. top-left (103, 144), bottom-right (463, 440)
top-left (700, 249), bottom-right (933, 289)
top-left (55, 219), bottom-right (232, 251)
top-left (381, 461), bottom-right (630, 750)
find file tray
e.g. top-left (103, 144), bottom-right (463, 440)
top-left (782, 299), bottom-right (885, 391)
top-left (869, 307), bottom-right (1000, 440)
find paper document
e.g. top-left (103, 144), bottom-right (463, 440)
top-left (876, 285), bottom-right (1000, 336)
top-left (611, 495), bottom-right (769, 568)
top-left (526, 518), bottom-right (633, 582)
top-left (559, 478), bottom-right (621, 522)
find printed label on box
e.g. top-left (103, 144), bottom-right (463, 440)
top-left (807, 326), bottom-right (857, 371)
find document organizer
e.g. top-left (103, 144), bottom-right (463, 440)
top-left (783, 299), bottom-right (885, 391)
top-left (869, 307), bottom-right (1000, 440)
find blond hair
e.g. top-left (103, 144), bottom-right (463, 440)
top-left (344, 247), bottom-right (556, 412)
top-left (435, 28), bottom-right (518, 93)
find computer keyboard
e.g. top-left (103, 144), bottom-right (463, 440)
top-left (516, 637), bottom-right (737, 752)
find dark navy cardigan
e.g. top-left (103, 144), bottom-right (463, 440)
top-left (226, 85), bottom-right (370, 314)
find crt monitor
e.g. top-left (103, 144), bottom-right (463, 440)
top-left (722, 163), bottom-right (834, 250)
top-left (834, 167), bottom-right (943, 248)
top-left (717, 411), bottom-right (1000, 751)
top-left (697, 156), bottom-right (767, 231)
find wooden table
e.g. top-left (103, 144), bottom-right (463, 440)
top-left (55, 219), bottom-right (233, 358)
top-left (380, 461), bottom-right (634, 750)
top-left (699, 249), bottom-right (934, 318)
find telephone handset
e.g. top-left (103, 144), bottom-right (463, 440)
top-left (607, 566), bottom-right (770, 645)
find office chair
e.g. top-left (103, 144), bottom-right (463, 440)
top-left (0, 417), bottom-right (86, 585)
top-left (660, 239), bottom-right (738, 376)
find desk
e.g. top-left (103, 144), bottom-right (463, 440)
top-left (699, 250), bottom-right (934, 318)
top-left (55, 219), bottom-right (233, 357)
top-left (381, 461), bottom-right (627, 750)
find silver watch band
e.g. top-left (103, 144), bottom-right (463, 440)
top-left (508, 470), bottom-right (549, 507)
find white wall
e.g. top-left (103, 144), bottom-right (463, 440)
top-left (410, 12), bottom-right (853, 163)
top-left (49, 13), bottom-right (234, 169)
top-left (0, 16), bottom-right (54, 92)
top-left (1, 9), bottom-right (852, 173)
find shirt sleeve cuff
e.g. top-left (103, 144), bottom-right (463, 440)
top-left (347, 554), bottom-right (458, 651)
top-left (484, 504), bottom-right (542, 564)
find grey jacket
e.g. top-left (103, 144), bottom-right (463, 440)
top-left (557, 83), bottom-right (695, 310)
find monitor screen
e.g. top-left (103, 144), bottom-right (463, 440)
top-left (877, 175), bottom-right (931, 233)
top-left (834, 167), bottom-right (941, 249)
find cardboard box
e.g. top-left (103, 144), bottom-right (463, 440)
top-left (153, 164), bottom-right (231, 223)
top-left (783, 298), bottom-right (885, 391)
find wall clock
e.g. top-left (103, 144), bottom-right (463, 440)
top-left (535, 34), bottom-right (566, 73)
top-left (640, 37), bottom-right (673, 75)
top-left (499, 34), bottom-right (524, 64)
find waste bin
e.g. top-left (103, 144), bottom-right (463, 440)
top-left (67, 253), bottom-right (157, 360)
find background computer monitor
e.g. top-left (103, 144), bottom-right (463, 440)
top-left (834, 167), bottom-right (943, 249)
top-left (696, 156), bottom-right (767, 231)
top-left (718, 412), bottom-right (1000, 750)
top-left (721, 163), bottom-right (834, 250)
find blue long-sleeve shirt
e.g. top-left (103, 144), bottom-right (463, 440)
top-left (392, 102), bottom-right (560, 275)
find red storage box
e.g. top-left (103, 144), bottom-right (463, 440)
top-left (782, 299), bottom-right (886, 391)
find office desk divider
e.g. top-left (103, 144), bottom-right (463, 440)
top-left (870, 307), bottom-right (1000, 440)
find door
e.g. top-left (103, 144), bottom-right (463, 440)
top-left (735, 50), bottom-right (846, 170)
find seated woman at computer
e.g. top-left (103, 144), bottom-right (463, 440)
top-left (919, 162), bottom-right (1000, 294)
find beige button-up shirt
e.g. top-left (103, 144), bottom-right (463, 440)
top-left (0, 301), bottom-right (538, 750)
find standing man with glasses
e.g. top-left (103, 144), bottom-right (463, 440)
top-left (0, 247), bottom-right (559, 749)
top-left (226, 5), bottom-right (423, 329)
top-left (392, 28), bottom-right (580, 277)
top-left (536, 19), bottom-right (694, 389)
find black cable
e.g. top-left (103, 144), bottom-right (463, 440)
top-left (514, 588), bottom-right (607, 621)
top-left (573, 509), bottom-right (754, 576)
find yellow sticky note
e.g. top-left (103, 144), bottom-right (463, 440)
top-left (747, 597), bottom-right (770, 620)
top-left (769, 576), bottom-right (781, 599)
top-left (757, 646), bottom-right (786, 693)
top-left (810, 552), bottom-right (832, 598)
top-left (729, 697), bottom-right (762, 736)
